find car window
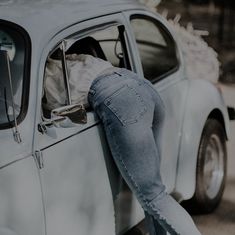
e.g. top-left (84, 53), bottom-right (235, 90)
top-left (130, 16), bottom-right (178, 83)
top-left (42, 24), bottom-right (130, 117)
top-left (0, 22), bottom-right (30, 129)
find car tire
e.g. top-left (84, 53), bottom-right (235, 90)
top-left (183, 118), bottom-right (227, 214)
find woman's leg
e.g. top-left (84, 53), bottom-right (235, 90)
top-left (90, 74), bottom-right (201, 235)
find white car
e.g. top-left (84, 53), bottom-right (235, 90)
top-left (0, 0), bottom-right (231, 235)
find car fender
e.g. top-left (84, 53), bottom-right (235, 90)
top-left (174, 78), bottom-right (230, 201)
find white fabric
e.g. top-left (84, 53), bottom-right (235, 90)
top-left (161, 12), bottom-right (220, 83)
top-left (43, 54), bottom-right (113, 110)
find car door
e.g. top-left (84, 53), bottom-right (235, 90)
top-left (0, 22), bottom-right (45, 235)
top-left (33, 14), bottom-right (144, 235)
top-left (124, 10), bottom-right (189, 194)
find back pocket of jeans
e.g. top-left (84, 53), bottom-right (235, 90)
top-left (104, 84), bottom-right (147, 126)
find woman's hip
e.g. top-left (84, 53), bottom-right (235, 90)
top-left (88, 69), bottom-right (144, 107)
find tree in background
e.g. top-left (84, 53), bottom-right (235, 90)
top-left (139, 0), bottom-right (220, 83)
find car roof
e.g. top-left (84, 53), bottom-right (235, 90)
top-left (0, 0), bottom-right (145, 42)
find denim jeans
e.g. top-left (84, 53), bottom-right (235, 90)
top-left (88, 68), bottom-right (201, 235)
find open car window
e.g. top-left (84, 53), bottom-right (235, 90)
top-left (42, 24), bottom-right (130, 118)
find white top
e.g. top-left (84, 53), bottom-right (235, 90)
top-left (43, 54), bottom-right (114, 110)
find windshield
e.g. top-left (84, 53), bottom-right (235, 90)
top-left (0, 22), bottom-right (30, 128)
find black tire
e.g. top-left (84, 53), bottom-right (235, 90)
top-left (182, 119), bottom-right (227, 214)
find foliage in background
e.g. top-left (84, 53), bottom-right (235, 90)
top-left (139, 0), bottom-right (220, 83)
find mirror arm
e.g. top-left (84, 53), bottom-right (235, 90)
top-left (38, 116), bottom-right (67, 134)
top-left (61, 40), bottom-right (72, 105)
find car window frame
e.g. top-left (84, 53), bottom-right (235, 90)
top-left (128, 13), bottom-right (180, 84)
top-left (0, 20), bottom-right (31, 130)
top-left (41, 22), bottom-right (132, 116)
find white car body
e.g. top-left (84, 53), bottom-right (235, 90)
top-left (0, 1), bottom-right (230, 235)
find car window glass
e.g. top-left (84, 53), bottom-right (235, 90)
top-left (131, 17), bottom-right (178, 82)
top-left (0, 25), bottom-right (28, 127)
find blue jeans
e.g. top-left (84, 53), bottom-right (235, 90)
top-left (88, 68), bottom-right (201, 235)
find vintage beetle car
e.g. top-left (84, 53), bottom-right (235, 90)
top-left (0, 0), bottom-right (230, 234)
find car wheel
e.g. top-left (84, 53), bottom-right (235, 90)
top-left (183, 118), bottom-right (227, 214)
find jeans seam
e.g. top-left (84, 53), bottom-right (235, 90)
top-left (106, 123), bottom-right (147, 202)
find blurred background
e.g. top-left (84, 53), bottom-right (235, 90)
top-left (158, 0), bottom-right (235, 83)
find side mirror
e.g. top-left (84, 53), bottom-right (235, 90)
top-left (39, 104), bottom-right (87, 133)
top-left (51, 104), bottom-right (87, 124)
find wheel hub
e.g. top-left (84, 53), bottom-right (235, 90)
top-left (203, 134), bottom-right (224, 199)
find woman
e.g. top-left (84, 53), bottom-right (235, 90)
top-left (44, 54), bottom-right (201, 235)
